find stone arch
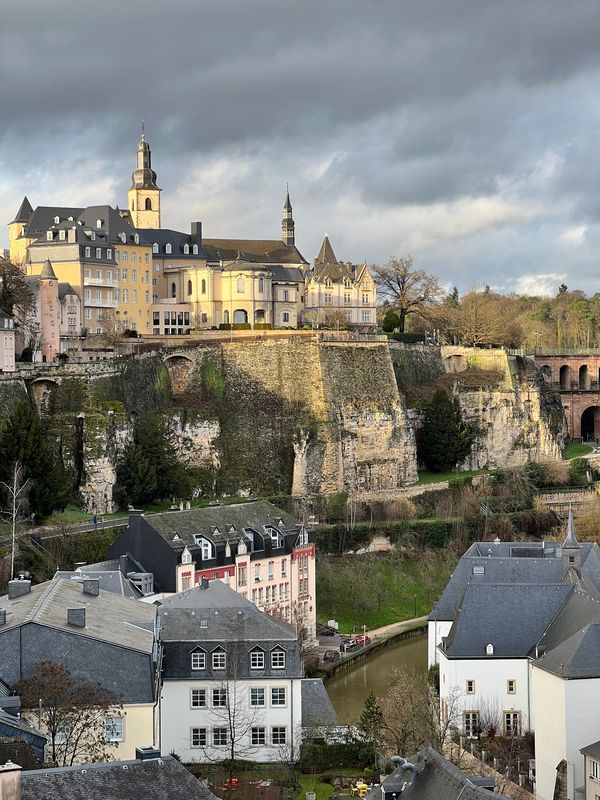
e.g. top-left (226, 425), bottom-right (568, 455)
top-left (30, 378), bottom-right (59, 414)
top-left (445, 354), bottom-right (467, 373)
top-left (579, 364), bottom-right (591, 390)
top-left (540, 365), bottom-right (552, 383)
top-left (581, 405), bottom-right (600, 442)
top-left (233, 309), bottom-right (248, 324)
top-left (559, 364), bottom-right (571, 390)
top-left (164, 354), bottom-right (194, 396)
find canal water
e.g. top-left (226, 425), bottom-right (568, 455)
top-left (325, 634), bottom-right (427, 723)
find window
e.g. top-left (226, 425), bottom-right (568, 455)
top-left (96, 248), bottom-right (102, 259)
top-left (466, 680), bottom-right (475, 694)
top-left (47, 231), bottom-right (53, 241)
top-left (84, 289), bottom-right (91, 301)
top-left (282, 312), bottom-right (290, 323)
top-left (271, 727), bottom-right (286, 745)
top-left (486, 643), bottom-right (494, 655)
top-left (212, 650), bottom-right (226, 670)
top-left (188, 279), bottom-right (193, 296)
top-left (258, 276), bottom-right (264, 293)
top-left (85, 246), bottom-right (91, 257)
top-left (145, 252), bottom-right (149, 263)
top-left (362, 292), bottom-right (370, 304)
top-left (464, 711), bottom-right (479, 738)
top-left (472, 565), bottom-right (485, 575)
top-left (507, 679), bottom-right (516, 695)
top-left (122, 268), bottom-right (129, 280)
top-left (171, 282), bottom-right (176, 299)
top-left (504, 712), bottom-right (520, 738)
top-left (252, 727), bottom-right (266, 746)
top-left (191, 727), bottom-right (207, 747)
top-left (132, 268), bottom-right (137, 281)
top-left (84, 308), bottom-right (91, 320)
top-left (201, 278), bottom-right (206, 294)
top-left (212, 688), bottom-right (227, 707)
top-left (362, 311), bottom-right (370, 323)
top-left (271, 650), bottom-right (285, 669)
top-left (250, 687), bottom-right (265, 707)
top-left (271, 687), bottom-right (286, 706)
top-left (59, 229), bottom-right (66, 241)
top-left (344, 293), bottom-right (351, 305)
top-left (191, 689), bottom-right (207, 708)
top-left (325, 293), bottom-right (332, 304)
top-left (132, 290), bottom-right (137, 303)
top-left (267, 561), bottom-right (274, 580)
top-left (591, 759), bottom-right (600, 780)
top-left (121, 251), bottom-right (129, 262)
top-left (191, 651), bottom-right (206, 671)
top-left (283, 289), bottom-right (289, 302)
top-left (153, 242), bottom-right (159, 254)
top-left (104, 716), bottom-right (123, 742)
top-left (107, 248), bottom-right (112, 260)
top-left (213, 728), bottom-right (227, 746)
top-left (238, 565), bottom-right (247, 587)
top-left (250, 650), bottom-right (265, 669)
top-left (237, 276), bottom-right (245, 293)
top-left (165, 243), bottom-right (172, 254)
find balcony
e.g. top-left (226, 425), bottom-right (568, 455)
top-left (85, 298), bottom-right (118, 309)
top-left (84, 276), bottom-right (114, 288)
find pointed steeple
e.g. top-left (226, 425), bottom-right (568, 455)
top-left (281, 186), bottom-right (295, 247)
top-left (131, 127), bottom-right (159, 190)
top-left (563, 504), bottom-right (580, 549)
top-left (12, 196), bottom-right (33, 224)
top-left (562, 503), bottom-right (582, 574)
top-left (314, 235), bottom-right (339, 266)
top-left (40, 258), bottom-right (58, 281)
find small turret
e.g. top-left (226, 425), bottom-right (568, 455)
top-left (562, 505), bottom-right (582, 573)
top-left (40, 258), bottom-right (58, 280)
top-left (281, 186), bottom-right (295, 247)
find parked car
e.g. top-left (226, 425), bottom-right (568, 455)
top-left (354, 634), bottom-right (371, 646)
top-left (323, 650), bottom-right (340, 663)
top-left (340, 637), bottom-right (358, 652)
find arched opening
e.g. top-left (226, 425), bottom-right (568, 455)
top-left (254, 309), bottom-right (266, 324)
top-left (233, 309), bottom-right (248, 324)
top-left (540, 365), bottom-right (552, 383)
top-left (201, 279), bottom-right (206, 295)
top-left (560, 365), bottom-right (571, 390)
top-left (581, 406), bottom-right (600, 442)
top-left (171, 282), bottom-right (176, 299)
top-left (164, 355), bottom-right (194, 396)
top-left (187, 280), bottom-right (193, 296)
top-left (579, 365), bottom-right (590, 390)
top-left (145, 198), bottom-right (152, 210)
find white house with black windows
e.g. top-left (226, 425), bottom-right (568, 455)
top-left (158, 579), bottom-right (305, 763)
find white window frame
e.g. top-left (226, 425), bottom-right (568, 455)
top-left (212, 650), bottom-right (226, 670)
top-left (250, 649), bottom-right (265, 670)
top-left (250, 687), bottom-right (265, 707)
top-left (464, 711), bottom-right (479, 738)
top-left (251, 726), bottom-right (266, 746)
top-left (190, 727), bottom-right (207, 748)
top-left (212, 688), bottom-right (227, 708)
top-left (271, 649), bottom-right (286, 669)
top-left (213, 727), bottom-right (228, 746)
top-left (104, 716), bottom-right (123, 742)
top-left (271, 687), bottom-right (286, 706)
top-left (190, 688), bottom-right (207, 708)
top-left (191, 651), bottom-right (206, 671)
top-left (271, 726), bottom-right (287, 745)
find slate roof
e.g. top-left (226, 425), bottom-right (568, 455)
top-left (40, 258), bottom-right (57, 280)
top-left (11, 196), bottom-right (33, 224)
top-left (20, 755), bottom-right (218, 800)
top-left (301, 679), bottom-right (340, 727)
top-left (0, 711), bottom-right (44, 740)
top-left (53, 569), bottom-right (143, 599)
top-left (365, 747), bottom-right (504, 800)
top-left (0, 579), bottom-right (155, 653)
top-left (0, 739), bottom-right (42, 771)
top-left (442, 583), bottom-right (573, 658)
top-left (18, 206), bottom-right (84, 238)
top-left (145, 501), bottom-right (299, 550)
top-left (315, 235), bottom-right (339, 265)
top-left (203, 238), bottom-right (308, 265)
top-left (57, 282), bottom-right (78, 301)
top-left (581, 740), bottom-right (600, 759)
top-left (534, 622), bottom-right (600, 679)
top-left (159, 580), bottom-right (297, 642)
top-left (536, 586), bottom-right (600, 652)
top-left (137, 228), bottom-right (206, 258)
top-left (26, 205), bottom-right (150, 248)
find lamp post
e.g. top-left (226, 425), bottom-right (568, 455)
top-left (533, 330), bottom-right (542, 354)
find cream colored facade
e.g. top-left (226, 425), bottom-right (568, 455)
top-left (0, 312), bottom-right (15, 372)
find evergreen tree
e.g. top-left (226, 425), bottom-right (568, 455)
top-left (381, 308), bottom-right (402, 332)
top-left (417, 390), bottom-right (474, 472)
top-left (114, 445), bottom-right (157, 507)
top-left (0, 401), bottom-right (70, 518)
top-left (133, 414), bottom-right (180, 498)
top-left (358, 691), bottom-right (384, 771)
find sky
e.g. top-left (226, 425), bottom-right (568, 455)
top-left (2, 0), bottom-right (600, 295)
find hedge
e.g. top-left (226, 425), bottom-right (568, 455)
top-left (218, 323), bottom-right (252, 330)
top-left (387, 332), bottom-right (425, 343)
top-left (300, 741), bottom-right (370, 770)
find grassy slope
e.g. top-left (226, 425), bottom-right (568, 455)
top-left (563, 442), bottom-right (593, 460)
top-left (316, 549), bottom-right (457, 632)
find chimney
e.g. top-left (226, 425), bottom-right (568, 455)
top-left (0, 760), bottom-right (22, 800)
top-left (200, 577), bottom-right (209, 590)
top-left (119, 555), bottom-right (129, 575)
top-left (135, 746), bottom-right (161, 761)
top-left (190, 221), bottom-right (202, 247)
top-left (67, 608), bottom-right (86, 627)
top-left (0, 610), bottom-right (6, 626)
top-left (8, 580), bottom-right (31, 600)
top-left (82, 579), bottom-right (99, 597)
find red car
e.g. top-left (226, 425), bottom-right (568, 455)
top-left (354, 634), bottom-right (371, 646)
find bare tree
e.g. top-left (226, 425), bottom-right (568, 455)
top-left (452, 289), bottom-right (503, 346)
top-left (15, 661), bottom-right (122, 766)
top-left (0, 461), bottom-right (29, 579)
top-left (371, 256), bottom-right (443, 333)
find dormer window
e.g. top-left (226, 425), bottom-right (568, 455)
top-left (54, 216), bottom-right (60, 224)
top-left (59, 230), bottom-right (66, 241)
top-left (192, 244), bottom-right (198, 255)
top-left (325, 278), bottom-right (332, 288)
top-left (271, 649), bottom-right (286, 669)
top-left (46, 231), bottom-right (53, 241)
top-left (119, 232), bottom-right (126, 244)
top-left (191, 649), bottom-right (206, 671)
top-left (181, 547), bottom-right (192, 565)
top-left (153, 242), bottom-right (158, 254)
top-left (250, 648), bottom-right (265, 669)
top-left (183, 244), bottom-right (190, 255)
top-left (96, 219), bottom-right (102, 228)
top-left (486, 643), bottom-right (494, 655)
top-left (194, 536), bottom-right (214, 561)
top-left (212, 648), bottom-right (226, 670)
top-left (165, 243), bottom-right (172, 254)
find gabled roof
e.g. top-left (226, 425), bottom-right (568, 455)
top-left (315, 235), bottom-right (339, 266)
top-left (366, 747), bottom-right (504, 800)
top-left (203, 238), bottom-right (308, 265)
top-left (11, 196), bottom-right (33, 224)
top-left (20, 755), bottom-right (218, 800)
top-left (142, 501), bottom-right (299, 550)
top-left (159, 580), bottom-right (297, 642)
top-left (534, 621), bottom-right (600, 679)
top-left (301, 679), bottom-right (340, 727)
top-left (442, 583), bottom-right (573, 658)
top-left (581, 740), bottom-right (600, 759)
top-left (0, 579), bottom-right (155, 653)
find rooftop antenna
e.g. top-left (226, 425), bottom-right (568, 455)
top-left (141, 120), bottom-right (145, 141)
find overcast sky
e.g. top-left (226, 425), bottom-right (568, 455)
top-left (2, 0), bottom-right (600, 295)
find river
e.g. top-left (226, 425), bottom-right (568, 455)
top-left (325, 634), bottom-right (427, 723)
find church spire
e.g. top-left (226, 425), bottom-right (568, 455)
top-left (281, 186), bottom-right (295, 247)
top-left (128, 127), bottom-right (161, 229)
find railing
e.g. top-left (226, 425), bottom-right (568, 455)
top-left (85, 298), bottom-right (118, 308)
top-left (84, 276), bottom-right (114, 288)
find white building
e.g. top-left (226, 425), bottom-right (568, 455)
top-left (430, 512), bottom-right (600, 800)
top-left (159, 580), bottom-right (312, 763)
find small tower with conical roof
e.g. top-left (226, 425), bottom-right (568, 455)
top-left (127, 126), bottom-right (161, 229)
top-left (281, 187), bottom-right (295, 247)
top-left (562, 504), bottom-right (582, 573)
top-left (38, 259), bottom-right (60, 363)
top-left (8, 196), bottom-right (34, 263)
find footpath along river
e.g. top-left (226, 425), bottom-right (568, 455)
top-left (325, 634), bottom-right (427, 723)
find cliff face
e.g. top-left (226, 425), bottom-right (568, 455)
top-left (390, 344), bottom-right (567, 469)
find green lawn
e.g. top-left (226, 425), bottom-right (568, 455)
top-left (297, 770), bottom-right (362, 799)
top-left (316, 549), bottom-right (457, 632)
top-left (563, 442), bottom-right (593, 460)
top-left (416, 468), bottom-right (486, 485)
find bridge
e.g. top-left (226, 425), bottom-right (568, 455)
top-left (533, 352), bottom-right (600, 440)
